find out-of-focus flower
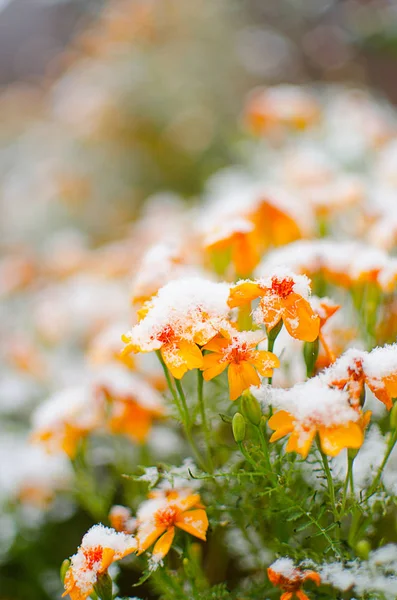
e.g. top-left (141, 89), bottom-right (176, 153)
top-left (136, 490), bottom-right (208, 560)
top-left (109, 505), bottom-right (136, 534)
top-left (245, 86), bottom-right (320, 135)
top-left (268, 558), bottom-right (321, 600)
top-left (63, 525), bottom-right (137, 600)
top-left (228, 270), bottom-right (320, 342)
top-left (201, 329), bottom-right (279, 400)
top-left (31, 386), bottom-right (101, 458)
top-left (327, 347), bottom-right (397, 411)
top-left (93, 364), bottom-right (165, 443)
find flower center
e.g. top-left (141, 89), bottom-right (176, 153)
top-left (224, 342), bottom-right (250, 364)
top-left (83, 546), bottom-right (103, 569)
top-left (155, 506), bottom-right (179, 528)
top-left (271, 277), bottom-right (294, 298)
top-left (157, 326), bottom-right (176, 345)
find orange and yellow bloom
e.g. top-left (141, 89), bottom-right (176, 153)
top-left (201, 330), bottom-right (279, 400)
top-left (63, 525), bottom-right (137, 600)
top-left (268, 558), bottom-right (321, 600)
top-left (228, 272), bottom-right (320, 342)
top-left (136, 490), bottom-right (208, 561)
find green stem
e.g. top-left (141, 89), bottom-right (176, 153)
top-left (317, 436), bottom-right (338, 520)
top-left (367, 428), bottom-right (397, 499)
top-left (256, 425), bottom-right (276, 484)
top-left (238, 442), bottom-right (258, 470)
top-left (197, 370), bottom-right (214, 473)
top-left (340, 453), bottom-right (355, 517)
top-left (156, 351), bottom-right (206, 471)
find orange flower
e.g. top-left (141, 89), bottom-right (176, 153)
top-left (63, 525), bottom-right (137, 600)
top-left (268, 559), bottom-right (321, 600)
top-left (329, 350), bottom-right (397, 411)
top-left (267, 376), bottom-right (371, 458)
top-left (122, 278), bottom-right (230, 379)
top-left (31, 387), bottom-right (101, 459)
top-left (94, 365), bottom-right (165, 443)
top-left (109, 505), bottom-right (136, 534)
top-left (201, 330), bottom-right (279, 401)
top-left (205, 221), bottom-right (260, 277)
top-left (228, 273), bottom-right (320, 342)
top-left (136, 491), bottom-right (208, 561)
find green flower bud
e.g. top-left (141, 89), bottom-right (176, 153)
top-left (241, 392), bottom-right (262, 426)
top-left (60, 559), bottom-right (70, 583)
top-left (268, 319), bottom-right (283, 343)
top-left (355, 539), bottom-right (371, 560)
top-left (94, 571), bottom-right (113, 600)
top-left (303, 337), bottom-right (320, 378)
top-left (390, 402), bottom-right (397, 429)
top-left (232, 412), bottom-right (246, 443)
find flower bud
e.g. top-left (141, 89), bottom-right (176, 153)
top-left (355, 539), bottom-right (371, 560)
top-left (241, 392), bottom-right (262, 426)
top-left (232, 412), bottom-right (246, 443)
top-left (60, 559), bottom-right (70, 583)
top-left (303, 337), bottom-right (319, 378)
top-left (268, 319), bottom-right (283, 342)
top-left (390, 402), bottom-right (397, 429)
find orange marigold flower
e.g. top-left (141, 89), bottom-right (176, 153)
top-left (31, 387), bottom-right (101, 459)
top-left (201, 329), bottom-right (279, 401)
top-left (63, 525), bottom-right (137, 600)
top-left (268, 558), bottom-right (321, 600)
top-left (228, 270), bottom-right (320, 342)
top-left (122, 278), bottom-right (230, 379)
top-left (266, 375), bottom-right (371, 458)
top-left (204, 219), bottom-right (260, 277)
top-left (327, 346), bottom-right (397, 411)
top-left (109, 505), bottom-right (136, 534)
top-left (94, 364), bottom-right (165, 443)
top-left (136, 491), bottom-right (208, 561)
top-left (244, 85), bottom-right (320, 135)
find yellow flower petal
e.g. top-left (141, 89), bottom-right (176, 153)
top-left (228, 281), bottom-right (265, 308)
top-left (176, 509), bottom-right (208, 541)
top-left (282, 293), bottom-right (320, 342)
top-left (228, 361), bottom-right (260, 401)
top-left (152, 527), bottom-right (175, 559)
top-left (319, 422), bottom-right (363, 457)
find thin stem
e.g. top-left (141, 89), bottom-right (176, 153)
top-left (256, 425), bottom-right (276, 484)
top-left (197, 370), bottom-right (214, 473)
top-left (238, 442), bottom-right (258, 470)
top-left (367, 428), bottom-right (397, 500)
top-left (175, 378), bottom-right (190, 424)
top-left (317, 436), bottom-right (338, 520)
top-left (156, 351), bottom-right (206, 471)
top-left (340, 453), bottom-right (355, 517)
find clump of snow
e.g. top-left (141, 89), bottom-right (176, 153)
top-left (261, 374), bottom-right (358, 428)
top-left (31, 386), bottom-right (100, 433)
top-left (269, 557), bottom-right (296, 578)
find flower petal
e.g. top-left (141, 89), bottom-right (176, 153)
top-left (176, 509), bottom-right (208, 540)
top-left (282, 292), bottom-right (320, 342)
top-left (286, 427), bottom-right (316, 458)
top-left (228, 281), bottom-right (265, 308)
top-left (257, 295), bottom-right (283, 331)
top-left (252, 350), bottom-right (280, 377)
top-left (228, 361), bottom-right (260, 401)
top-left (152, 527), bottom-right (175, 559)
top-left (319, 422), bottom-right (363, 457)
top-left (136, 524), bottom-right (166, 554)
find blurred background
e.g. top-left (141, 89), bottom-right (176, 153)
top-left (1, 0), bottom-right (397, 598)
